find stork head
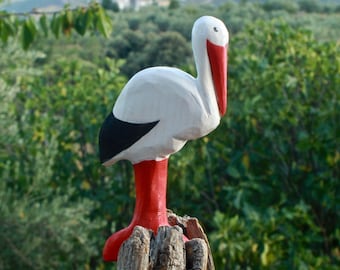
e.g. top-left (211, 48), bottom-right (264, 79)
top-left (192, 16), bottom-right (229, 116)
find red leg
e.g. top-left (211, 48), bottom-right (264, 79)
top-left (103, 159), bottom-right (170, 261)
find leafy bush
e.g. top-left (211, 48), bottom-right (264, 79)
top-left (137, 31), bottom-right (190, 69)
top-left (298, 0), bottom-right (321, 13)
top-left (206, 20), bottom-right (339, 269)
top-left (0, 45), bottom-right (126, 269)
top-left (0, 75), bottom-right (104, 269)
top-left (0, 181), bottom-right (103, 269)
top-left (166, 18), bottom-right (339, 269)
top-left (262, 0), bottom-right (299, 13)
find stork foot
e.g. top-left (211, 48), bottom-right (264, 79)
top-left (103, 159), bottom-right (171, 262)
top-left (103, 225), bottom-right (134, 262)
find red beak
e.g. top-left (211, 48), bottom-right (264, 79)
top-left (206, 39), bottom-right (227, 116)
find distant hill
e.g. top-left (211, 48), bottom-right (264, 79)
top-left (1, 0), bottom-right (339, 13)
top-left (0, 0), bottom-right (212, 12)
top-left (0, 0), bottom-right (90, 12)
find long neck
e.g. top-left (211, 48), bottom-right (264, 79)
top-left (194, 41), bottom-right (212, 85)
top-left (131, 159), bottom-right (169, 231)
top-left (193, 41), bottom-right (217, 115)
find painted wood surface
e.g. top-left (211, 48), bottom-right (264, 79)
top-left (99, 15), bottom-right (229, 166)
top-left (99, 15), bottom-right (229, 262)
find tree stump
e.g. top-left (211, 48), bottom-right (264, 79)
top-left (117, 211), bottom-right (215, 270)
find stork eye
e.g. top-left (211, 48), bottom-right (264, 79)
top-left (213, 27), bottom-right (218, 32)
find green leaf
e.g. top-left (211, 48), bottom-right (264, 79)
top-left (62, 9), bottom-right (73, 36)
top-left (95, 7), bottom-right (112, 38)
top-left (0, 20), bottom-right (7, 43)
top-left (74, 10), bottom-right (87, 36)
top-left (0, 17), bottom-right (16, 43)
top-left (22, 17), bottom-right (37, 50)
top-left (85, 8), bottom-right (94, 30)
top-left (227, 166), bottom-right (240, 178)
top-left (65, 9), bottom-right (73, 25)
top-left (50, 14), bottom-right (61, 38)
top-left (39, 15), bottom-right (48, 37)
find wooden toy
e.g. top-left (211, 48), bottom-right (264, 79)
top-left (99, 15), bottom-right (229, 262)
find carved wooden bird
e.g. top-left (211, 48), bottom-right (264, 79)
top-left (99, 15), bottom-right (229, 261)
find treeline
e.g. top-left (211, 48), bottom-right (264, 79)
top-left (0, 1), bottom-right (339, 269)
top-left (103, 0), bottom-right (340, 77)
top-left (103, 0), bottom-right (340, 14)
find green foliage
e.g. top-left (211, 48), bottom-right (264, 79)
top-left (0, 181), bottom-right (104, 269)
top-left (298, 0), bottom-right (321, 13)
top-left (262, 0), bottom-right (299, 13)
top-left (218, 1), bottom-right (266, 34)
top-left (121, 31), bottom-right (191, 76)
top-left (0, 2), bottom-right (112, 49)
top-left (102, 0), bottom-right (120, 12)
top-left (0, 43), bottom-right (126, 269)
top-left (106, 9), bottom-right (193, 77)
top-left (0, 78), bottom-right (99, 270)
top-left (167, 17), bottom-right (339, 270)
top-left (206, 20), bottom-right (339, 269)
top-left (169, 0), bottom-right (180, 10)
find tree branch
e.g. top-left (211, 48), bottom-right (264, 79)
top-left (0, 2), bottom-right (113, 49)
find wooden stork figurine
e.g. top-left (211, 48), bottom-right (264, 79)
top-left (99, 15), bottom-right (229, 262)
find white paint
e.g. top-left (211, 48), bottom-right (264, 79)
top-left (104, 16), bottom-right (229, 166)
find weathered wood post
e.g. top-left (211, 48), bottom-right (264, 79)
top-left (117, 211), bottom-right (215, 270)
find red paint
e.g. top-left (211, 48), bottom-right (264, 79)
top-left (103, 159), bottom-right (170, 262)
top-left (207, 39), bottom-right (228, 116)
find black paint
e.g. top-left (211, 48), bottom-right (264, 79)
top-left (99, 113), bottom-right (159, 163)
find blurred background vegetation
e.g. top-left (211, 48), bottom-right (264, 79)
top-left (0, 0), bottom-right (339, 269)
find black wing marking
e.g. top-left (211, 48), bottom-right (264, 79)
top-left (99, 113), bottom-right (159, 163)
